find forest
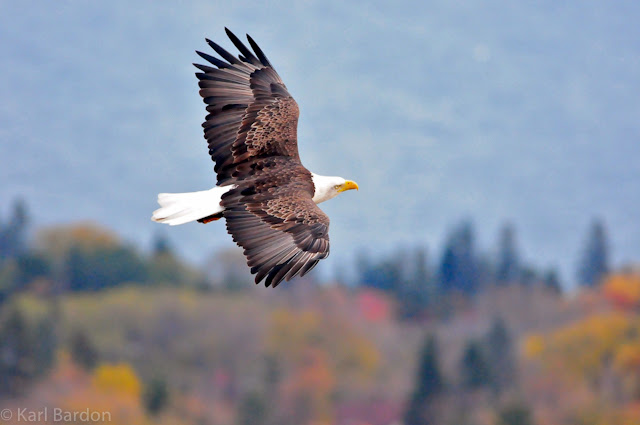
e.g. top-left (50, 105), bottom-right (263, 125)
top-left (0, 198), bottom-right (638, 425)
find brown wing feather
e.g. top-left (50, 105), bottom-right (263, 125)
top-left (194, 29), bottom-right (330, 287)
top-left (221, 162), bottom-right (330, 287)
top-left (195, 30), bottom-right (299, 185)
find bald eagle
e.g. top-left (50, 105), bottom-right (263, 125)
top-left (152, 28), bottom-right (358, 287)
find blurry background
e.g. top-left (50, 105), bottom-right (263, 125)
top-left (1, 1), bottom-right (639, 425)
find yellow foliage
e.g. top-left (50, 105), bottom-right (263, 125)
top-left (351, 335), bottom-right (381, 374)
top-left (523, 334), bottom-right (545, 359)
top-left (92, 363), bottom-right (142, 399)
top-left (4, 293), bottom-right (52, 323)
top-left (525, 311), bottom-right (640, 387)
top-left (268, 308), bottom-right (323, 359)
top-left (23, 354), bottom-right (150, 425)
top-left (267, 307), bottom-right (380, 379)
top-left (551, 313), bottom-right (631, 379)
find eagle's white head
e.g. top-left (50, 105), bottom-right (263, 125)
top-left (311, 173), bottom-right (359, 204)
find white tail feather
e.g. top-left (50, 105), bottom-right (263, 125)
top-left (151, 186), bottom-right (233, 226)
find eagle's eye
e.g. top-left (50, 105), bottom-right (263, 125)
top-left (334, 185), bottom-right (341, 190)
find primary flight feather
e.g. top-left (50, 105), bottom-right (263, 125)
top-left (152, 28), bottom-right (359, 287)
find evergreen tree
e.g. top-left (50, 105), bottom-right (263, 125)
top-left (152, 232), bottom-right (172, 257)
top-left (0, 308), bottom-right (36, 395)
top-left (543, 268), bottom-right (562, 294)
top-left (0, 260), bottom-right (19, 303)
top-left (484, 317), bottom-right (515, 395)
top-left (143, 376), bottom-right (170, 415)
top-left (360, 256), bottom-right (403, 292)
top-left (15, 253), bottom-right (51, 287)
top-left (149, 233), bottom-right (187, 286)
top-left (496, 222), bottom-right (520, 284)
top-left (397, 247), bottom-right (431, 320)
top-left (577, 219), bottom-right (609, 287)
top-left (33, 317), bottom-right (57, 376)
top-left (66, 246), bottom-right (89, 291)
top-left (0, 198), bottom-right (29, 260)
top-left (460, 340), bottom-right (490, 389)
top-left (70, 329), bottom-right (98, 370)
top-left (439, 245), bottom-right (457, 291)
top-left (100, 246), bottom-right (149, 287)
top-left (355, 250), bottom-right (371, 286)
top-left (496, 402), bottom-right (533, 425)
top-left (519, 265), bottom-right (540, 287)
top-left (264, 354), bottom-right (282, 398)
top-left (237, 391), bottom-right (268, 425)
top-left (438, 221), bottom-right (478, 295)
top-left (413, 247), bottom-right (430, 286)
top-left (65, 244), bottom-right (148, 291)
top-left (404, 335), bottom-right (444, 425)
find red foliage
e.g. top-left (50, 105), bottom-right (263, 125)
top-left (356, 290), bottom-right (392, 322)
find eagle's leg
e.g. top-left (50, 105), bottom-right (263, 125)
top-left (197, 212), bottom-right (223, 224)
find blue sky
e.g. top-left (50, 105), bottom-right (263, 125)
top-left (1, 1), bottom-right (639, 285)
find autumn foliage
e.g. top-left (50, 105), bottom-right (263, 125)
top-left (1, 214), bottom-right (639, 425)
top-left (523, 270), bottom-right (640, 425)
top-left (602, 272), bottom-right (640, 310)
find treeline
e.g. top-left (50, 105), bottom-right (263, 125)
top-left (0, 197), bottom-right (634, 425)
top-left (356, 219), bottom-right (610, 320)
top-left (0, 199), bottom-right (204, 302)
top-left (0, 199), bottom-right (611, 307)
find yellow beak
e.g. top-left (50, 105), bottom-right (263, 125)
top-left (338, 180), bottom-right (359, 193)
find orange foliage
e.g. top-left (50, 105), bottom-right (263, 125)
top-left (603, 272), bottom-right (640, 310)
top-left (614, 343), bottom-right (640, 370)
top-left (35, 222), bottom-right (120, 260)
top-left (48, 351), bottom-right (90, 393)
top-left (590, 404), bottom-right (640, 425)
top-left (281, 347), bottom-right (335, 425)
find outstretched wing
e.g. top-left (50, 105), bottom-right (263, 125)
top-left (194, 28), bottom-right (300, 185)
top-left (195, 29), bottom-right (330, 286)
top-left (221, 162), bottom-right (330, 287)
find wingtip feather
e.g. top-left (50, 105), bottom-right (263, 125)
top-left (246, 34), bottom-right (273, 68)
